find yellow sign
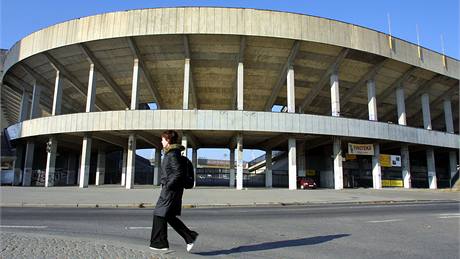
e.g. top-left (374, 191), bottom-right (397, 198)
top-left (382, 179), bottom-right (403, 187)
top-left (345, 154), bottom-right (357, 160)
top-left (379, 154), bottom-right (391, 167)
top-left (348, 143), bottom-right (374, 155)
top-left (306, 169), bottom-right (316, 176)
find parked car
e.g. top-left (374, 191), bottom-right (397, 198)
top-left (297, 177), bottom-right (317, 189)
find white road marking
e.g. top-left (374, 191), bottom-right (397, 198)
top-left (438, 216), bottom-right (460, 219)
top-left (438, 213), bottom-right (460, 216)
top-left (0, 225), bottom-right (48, 229)
top-left (367, 219), bottom-right (404, 223)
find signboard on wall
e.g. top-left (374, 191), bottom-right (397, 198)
top-left (379, 154), bottom-right (402, 167)
top-left (348, 143), bottom-right (374, 155)
top-left (391, 155), bottom-right (401, 167)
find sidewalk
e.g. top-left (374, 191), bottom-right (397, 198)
top-left (1, 185), bottom-right (459, 208)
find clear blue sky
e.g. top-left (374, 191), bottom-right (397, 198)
top-left (1, 0), bottom-right (458, 160)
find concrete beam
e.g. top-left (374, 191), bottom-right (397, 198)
top-left (137, 132), bottom-right (162, 149)
top-left (300, 48), bottom-right (349, 110)
top-left (233, 36), bottom-right (246, 109)
top-left (80, 43), bottom-right (130, 108)
top-left (183, 35), bottom-right (198, 108)
top-left (264, 41), bottom-right (300, 111)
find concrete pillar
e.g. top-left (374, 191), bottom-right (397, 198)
top-left (396, 86), bottom-right (407, 125)
top-left (287, 66), bottom-right (295, 113)
top-left (77, 154), bottom-right (81, 184)
top-left (121, 148), bottom-right (127, 186)
top-left (95, 149), bottom-right (106, 186)
top-left (19, 91), bottom-right (30, 122)
top-left (52, 70), bottom-right (63, 115)
top-left (30, 82), bottom-right (41, 119)
top-left (426, 148), bottom-right (437, 189)
top-left (229, 149), bottom-right (235, 187)
top-left (449, 151), bottom-right (457, 187)
top-left (130, 59), bottom-right (140, 110)
top-left (183, 58), bottom-right (190, 109)
top-left (236, 134), bottom-right (243, 190)
top-left (126, 134), bottom-right (137, 189)
top-left (401, 145), bottom-right (411, 188)
top-left (45, 137), bottom-right (58, 187)
top-left (330, 72), bottom-right (340, 117)
top-left (333, 137), bottom-right (343, 190)
top-left (443, 98), bottom-right (454, 133)
top-left (372, 144), bottom-right (382, 189)
top-left (367, 79), bottom-right (378, 121)
top-left (265, 149), bottom-right (272, 188)
top-left (181, 134), bottom-right (188, 157)
top-left (22, 141), bottom-right (34, 186)
top-left (153, 148), bottom-right (161, 186)
top-left (237, 62), bottom-right (244, 110)
top-left (13, 145), bottom-right (24, 186)
top-left (79, 135), bottom-right (92, 188)
top-left (192, 148), bottom-right (198, 187)
top-left (421, 93), bottom-right (432, 130)
top-left (66, 153), bottom-right (77, 185)
top-left (86, 64), bottom-right (97, 112)
top-left (288, 138), bottom-right (297, 190)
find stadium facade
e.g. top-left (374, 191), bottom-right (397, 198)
top-left (0, 7), bottom-right (458, 190)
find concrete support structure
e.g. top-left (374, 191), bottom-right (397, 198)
top-left (367, 79), bottom-right (377, 121)
top-left (229, 149), bottom-right (235, 187)
top-left (79, 135), bottom-right (92, 188)
top-left (288, 138), bottom-right (297, 190)
top-left (19, 91), bottom-right (30, 122)
top-left (287, 66), bottom-right (295, 113)
top-left (121, 148), bottom-right (127, 186)
top-left (265, 149), bottom-right (272, 188)
top-left (30, 82), bottom-right (42, 119)
top-left (372, 144), bottom-right (382, 189)
top-left (45, 137), bottom-right (58, 187)
top-left (95, 149), bottom-right (106, 186)
top-left (396, 86), bottom-right (406, 125)
top-left (192, 148), bottom-right (197, 187)
top-left (181, 134), bottom-right (188, 157)
top-left (183, 58), bottom-right (190, 109)
top-left (22, 141), bottom-right (35, 186)
top-left (130, 59), bottom-right (140, 110)
top-left (333, 137), bottom-right (343, 190)
top-left (153, 148), bottom-right (161, 186)
top-left (449, 151), bottom-right (457, 187)
top-left (236, 134), bottom-right (243, 190)
top-left (237, 62), bottom-right (244, 110)
top-left (125, 134), bottom-right (136, 189)
top-left (426, 148), bottom-right (437, 189)
top-left (85, 64), bottom-right (97, 112)
top-left (443, 98), bottom-right (454, 133)
top-left (330, 72), bottom-right (340, 117)
top-left (421, 93), bottom-right (432, 130)
top-left (401, 145), bottom-right (411, 188)
top-left (52, 71), bottom-right (63, 115)
top-left (12, 145), bottom-right (24, 186)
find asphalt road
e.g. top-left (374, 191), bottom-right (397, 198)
top-left (1, 202), bottom-right (459, 258)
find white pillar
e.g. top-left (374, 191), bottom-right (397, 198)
top-left (236, 134), bottom-right (243, 190)
top-left (287, 66), bottom-right (295, 113)
top-left (22, 141), bottom-right (35, 186)
top-left (265, 149), bottom-right (272, 188)
top-left (52, 70), bottom-right (63, 115)
top-left (421, 93), bottom-right (432, 130)
top-left (372, 144), bottom-right (382, 189)
top-left (13, 145), bottom-right (24, 186)
top-left (121, 148), bottom-right (127, 186)
top-left (367, 79), bottom-right (378, 121)
top-left (288, 138), bottom-right (297, 190)
top-left (79, 135), bottom-right (92, 188)
top-left (401, 145), bottom-right (411, 188)
top-left (126, 134), bottom-right (136, 189)
top-left (95, 149), bottom-right (106, 186)
top-left (237, 62), bottom-right (244, 110)
top-left (30, 82), bottom-right (42, 119)
top-left (86, 64), bottom-right (97, 112)
top-left (443, 98), bottom-right (454, 133)
top-left (181, 134), bottom-right (188, 157)
top-left (130, 59), bottom-right (140, 110)
top-left (183, 58), bottom-right (190, 109)
top-left (45, 137), bottom-right (58, 187)
top-left (330, 72), bottom-right (340, 117)
top-left (153, 148), bottom-right (161, 186)
top-left (229, 149), bottom-right (235, 187)
top-left (333, 137), bottom-right (343, 190)
top-left (19, 91), bottom-right (30, 122)
top-left (192, 148), bottom-right (198, 187)
top-left (396, 86), bottom-right (407, 125)
top-left (449, 151), bottom-right (457, 187)
top-left (426, 148), bottom-right (437, 189)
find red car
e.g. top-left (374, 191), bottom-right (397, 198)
top-left (298, 177), bottom-right (317, 189)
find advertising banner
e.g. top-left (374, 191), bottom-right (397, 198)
top-left (348, 143), bottom-right (374, 155)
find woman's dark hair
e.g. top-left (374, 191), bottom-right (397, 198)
top-left (161, 130), bottom-right (179, 144)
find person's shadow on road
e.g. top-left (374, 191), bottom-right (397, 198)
top-left (196, 234), bottom-right (350, 256)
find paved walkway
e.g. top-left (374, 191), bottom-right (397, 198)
top-left (1, 185), bottom-right (458, 208)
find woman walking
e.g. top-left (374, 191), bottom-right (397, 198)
top-left (150, 130), bottom-right (198, 252)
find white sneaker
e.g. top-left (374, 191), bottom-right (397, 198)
top-left (186, 233), bottom-right (198, 252)
top-left (149, 246), bottom-right (168, 251)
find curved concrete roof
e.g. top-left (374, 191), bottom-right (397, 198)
top-left (2, 7), bottom-right (458, 80)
